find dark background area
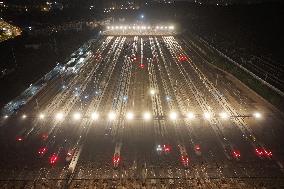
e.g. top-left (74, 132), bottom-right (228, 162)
top-left (143, 2), bottom-right (283, 62)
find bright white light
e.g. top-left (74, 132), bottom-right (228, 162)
top-left (147, 26), bottom-right (151, 29)
top-left (107, 26), bottom-right (110, 30)
top-left (169, 25), bottom-right (174, 30)
top-left (55, 112), bottom-right (64, 120)
top-left (156, 145), bottom-right (162, 151)
top-left (253, 112), bottom-right (261, 119)
top-left (115, 26), bottom-right (119, 29)
top-left (91, 112), bottom-right (99, 120)
top-left (150, 89), bottom-right (156, 95)
top-left (4, 115), bottom-right (8, 119)
top-left (111, 26), bottom-right (114, 30)
top-left (126, 112), bottom-right (134, 120)
top-left (187, 112), bottom-right (195, 119)
top-left (169, 112), bottom-right (178, 120)
top-left (204, 112), bottom-right (211, 120)
top-left (219, 112), bottom-right (228, 120)
top-left (39, 113), bottom-right (45, 119)
top-left (22, 114), bottom-right (27, 119)
top-left (73, 112), bottom-right (81, 120)
top-left (143, 112), bottom-right (151, 121)
top-left (108, 111), bottom-right (116, 121)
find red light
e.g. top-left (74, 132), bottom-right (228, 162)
top-left (232, 150), bottom-right (241, 158)
top-left (113, 155), bottom-right (120, 164)
top-left (255, 147), bottom-right (272, 158)
top-left (181, 156), bottom-right (189, 162)
top-left (140, 64), bottom-right (145, 69)
top-left (178, 54), bottom-right (187, 62)
top-left (16, 136), bottom-right (23, 141)
top-left (163, 145), bottom-right (171, 153)
top-left (112, 154), bottom-right (120, 167)
top-left (255, 148), bottom-right (264, 156)
top-left (49, 154), bottom-right (58, 165)
top-left (181, 155), bottom-right (189, 166)
top-left (38, 147), bottom-right (47, 156)
top-left (264, 149), bottom-right (273, 157)
top-left (195, 144), bottom-right (201, 151)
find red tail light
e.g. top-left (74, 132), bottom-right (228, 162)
top-left (163, 145), bottom-right (171, 153)
top-left (49, 154), bottom-right (58, 165)
top-left (264, 149), bottom-right (273, 157)
top-left (255, 148), bottom-right (264, 156)
top-left (38, 147), bottom-right (47, 156)
top-left (181, 155), bottom-right (189, 166)
top-left (195, 144), bottom-right (201, 151)
top-left (178, 54), bottom-right (187, 62)
top-left (255, 147), bottom-right (272, 158)
top-left (113, 155), bottom-right (120, 164)
top-left (232, 150), bottom-right (241, 158)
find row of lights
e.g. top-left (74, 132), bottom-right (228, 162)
top-left (3, 111), bottom-right (262, 121)
top-left (106, 25), bottom-right (174, 31)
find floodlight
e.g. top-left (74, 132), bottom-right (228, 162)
top-left (169, 112), bottom-right (178, 120)
top-left (108, 111), bottom-right (116, 121)
top-left (187, 112), bottom-right (195, 119)
top-left (73, 112), bottom-right (81, 120)
top-left (126, 112), bottom-right (134, 120)
top-left (55, 112), bottom-right (64, 120)
top-left (143, 112), bottom-right (151, 121)
top-left (91, 112), bottom-right (99, 120)
top-left (204, 112), bottom-right (211, 120)
top-left (253, 112), bottom-right (262, 119)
